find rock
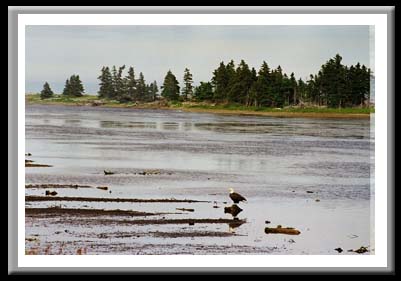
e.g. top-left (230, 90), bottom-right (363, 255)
top-left (354, 246), bottom-right (368, 254)
top-left (265, 220), bottom-right (271, 224)
top-left (104, 170), bottom-right (114, 175)
top-left (96, 186), bottom-right (108, 190)
top-left (91, 100), bottom-right (105, 106)
top-left (45, 190), bottom-right (57, 196)
top-left (188, 221), bottom-right (195, 226)
top-left (315, 199), bottom-right (320, 202)
top-left (334, 247), bottom-right (343, 253)
top-left (288, 239), bottom-right (296, 243)
top-left (265, 225), bottom-right (301, 235)
top-left (224, 204), bottom-right (243, 217)
top-left (306, 191), bottom-right (314, 193)
top-left (138, 169), bottom-right (161, 175)
top-left (25, 153), bottom-right (32, 156)
top-left (176, 208), bottom-right (195, 212)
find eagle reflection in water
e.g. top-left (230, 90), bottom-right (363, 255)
top-left (224, 204), bottom-right (245, 233)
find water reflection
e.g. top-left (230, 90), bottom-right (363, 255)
top-left (99, 120), bottom-right (157, 129)
top-left (224, 204), bottom-right (245, 233)
top-left (228, 218), bottom-right (246, 233)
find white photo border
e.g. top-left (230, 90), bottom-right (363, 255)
top-left (17, 13), bottom-right (387, 269)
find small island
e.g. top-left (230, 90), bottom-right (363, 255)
top-left (27, 55), bottom-right (374, 119)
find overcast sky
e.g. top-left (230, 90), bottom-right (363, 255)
top-left (26, 25), bottom-right (372, 94)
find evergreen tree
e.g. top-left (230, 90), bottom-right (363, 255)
top-left (113, 65), bottom-right (126, 100)
top-left (62, 79), bottom-right (71, 96)
top-left (98, 66), bottom-right (113, 98)
top-left (40, 82), bottom-right (54, 99)
top-left (182, 68), bottom-right (193, 100)
top-left (211, 62), bottom-right (228, 102)
top-left (70, 75), bottom-right (85, 97)
top-left (161, 70), bottom-right (180, 101)
top-left (194, 82), bottom-right (213, 101)
top-left (116, 66), bottom-right (136, 102)
top-left (290, 72), bottom-right (298, 105)
top-left (62, 75), bottom-right (84, 97)
top-left (149, 81), bottom-right (159, 101)
top-left (251, 61), bottom-right (272, 107)
top-left (228, 60), bottom-right (253, 104)
top-left (270, 66), bottom-right (284, 107)
top-left (297, 78), bottom-right (306, 104)
top-left (136, 72), bottom-right (147, 101)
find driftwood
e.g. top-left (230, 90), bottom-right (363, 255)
top-left (265, 225), bottom-right (301, 235)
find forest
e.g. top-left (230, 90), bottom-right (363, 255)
top-left (41, 54), bottom-right (372, 109)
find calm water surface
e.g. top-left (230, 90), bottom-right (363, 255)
top-left (25, 104), bottom-right (374, 254)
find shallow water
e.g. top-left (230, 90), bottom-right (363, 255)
top-left (25, 104), bottom-right (374, 255)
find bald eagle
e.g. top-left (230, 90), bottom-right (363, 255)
top-left (229, 188), bottom-right (247, 204)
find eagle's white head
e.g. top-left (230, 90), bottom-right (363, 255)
top-left (229, 188), bottom-right (234, 194)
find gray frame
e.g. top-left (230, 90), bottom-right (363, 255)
top-left (8, 6), bottom-right (395, 274)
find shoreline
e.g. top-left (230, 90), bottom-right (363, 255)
top-left (26, 95), bottom-right (373, 119)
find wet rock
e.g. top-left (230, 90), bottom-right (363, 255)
top-left (176, 208), bottom-right (195, 212)
top-left (138, 169), bottom-right (161, 175)
top-left (354, 246), bottom-right (369, 254)
top-left (288, 239), bottom-right (296, 243)
top-left (104, 170), bottom-right (114, 175)
top-left (91, 100), bottom-right (105, 106)
top-left (25, 237), bottom-right (39, 242)
top-left (334, 247), bottom-right (343, 253)
top-left (25, 153), bottom-right (32, 156)
top-left (306, 191), bottom-right (314, 193)
top-left (96, 186), bottom-right (108, 190)
top-left (45, 190), bottom-right (57, 196)
top-left (265, 220), bottom-right (271, 224)
top-left (26, 163), bottom-right (52, 167)
top-left (189, 221), bottom-right (195, 226)
top-left (265, 225), bottom-right (301, 235)
top-left (224, 204), bottom-right (243, 217)
top-left (315, 199), bottom-right (320, 202)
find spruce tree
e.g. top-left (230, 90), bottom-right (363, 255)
top-left (182, 68), bottom-right (193, 100)
top-left (40, 82), bottom-right (54, 99)
top-left (136, 72), bottom-right (147, 101)
top-left (62, 79), bottom-right (71, 96)
top-left (124, 66), bottom-right (137, 101)
top-left (161, 70), bottom-right (180, 101)
top-left (98, 66), bottom-right (113, 99)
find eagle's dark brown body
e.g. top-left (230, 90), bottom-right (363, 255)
top-left (229, 192), bottom-right (247, 204)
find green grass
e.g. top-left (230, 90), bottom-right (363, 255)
top-left (26, 94), bottom-right (374, 114)
top-left (26, 94), bottom-right (99, 104)
top-left (183, 103), bottom-right (374, 114)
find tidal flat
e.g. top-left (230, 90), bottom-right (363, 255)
top-left (25, 104), bottom-right (374, 255)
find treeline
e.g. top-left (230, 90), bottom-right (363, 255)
top-left (39, 54), bottom-right (371, 108)
top-left (97, 65), bottom-right (158, 103)
top-left (196, 54), bottom-right (371, 108)
top-left (39, 74), bottom-right (84, 99)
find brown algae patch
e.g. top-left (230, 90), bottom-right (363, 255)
top-left (26, 184), bottom-right (94, 189)
top-left (25, 163), bottom-right (52, 167)
top-left (25, 207), bottom-right (162, 217)
top-left (25, 195), bottom-right (209, 203)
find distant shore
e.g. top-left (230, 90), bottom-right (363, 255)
top-left (26, 94), bottom-right (373, 119)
